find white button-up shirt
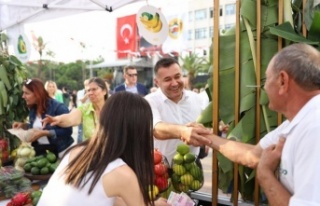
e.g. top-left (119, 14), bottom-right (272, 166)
top-left (145, 89), bottom-right (205, 162)
top-left (260, 94), bottom-right (320, 206)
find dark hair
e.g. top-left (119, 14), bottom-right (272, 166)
top-left (88, 77), bottom-right (109, 100)
top-left (272, 43), bottom-right (320, 90)
top-left (154, 57), bottom-right (180, 74)
top-left (23, 78), bottom-right (50, 114)
top-left (63, 92), bottom-right (155, 205)
top-left (123, 65), bottom-right (136, 73)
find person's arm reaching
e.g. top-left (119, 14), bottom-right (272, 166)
top-left (153, 122), bottom-right (212, 147)
top-left (204, 134), bottom-right (263, 168)
top-left (42, 108), bottom-right (82, 128)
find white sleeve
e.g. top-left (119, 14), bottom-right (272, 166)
top-left (259, 120), bottom-right (289, 149)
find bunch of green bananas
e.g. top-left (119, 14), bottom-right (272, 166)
top-left (140, 12), bottom-right (163, 33)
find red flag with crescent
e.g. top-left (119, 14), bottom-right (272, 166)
top-left (117, 14), bottom-right (137, 59)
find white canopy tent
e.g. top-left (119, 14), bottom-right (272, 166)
top-left (0, 0), bottom-right (144, 31)
top-left (0, 0), bottom-right (186, 65)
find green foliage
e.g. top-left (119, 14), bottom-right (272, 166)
top-left (198, 0), bottom-right (320, 202)
top-left (0, 52), bottom-right (29, 149)
top-left (180, 53), bottom-right (209, 89)
top-left (24, 60), bottom-right (88, 91)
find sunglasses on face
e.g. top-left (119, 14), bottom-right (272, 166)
top-left (126, 73), bottom-right (138, 77)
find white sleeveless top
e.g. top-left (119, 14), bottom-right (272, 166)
top-left (38, 152), bottom-right (126, 206)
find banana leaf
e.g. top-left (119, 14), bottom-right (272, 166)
top-left (308, 11), bottom-right (320, 41)
top-left (197, 0), bottom-right (280, 202)
top-left (269, 22), bottom-right (319, 44)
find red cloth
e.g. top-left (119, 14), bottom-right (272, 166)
top-left (116, 14), bottom-right (137, 58)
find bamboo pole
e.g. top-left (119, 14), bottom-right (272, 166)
top-left (254, 0), bottom-right (262, 205)
top-left (212, 0), bottom-right (220, 205)
top-left (232, 0), bottom-right (241, 205)
top-left (277, 0), bottom-right (284, 125)
top-left (302, 0), bottom-right (307, 37)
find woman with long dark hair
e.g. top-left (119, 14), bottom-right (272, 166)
top-left (38, 92), bottom-right (156, 205)
top-left (12, 78), bottom-right (73, 157)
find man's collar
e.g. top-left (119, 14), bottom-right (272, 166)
top-left (124, 83), bottom-right (137, 88)
top-left (158, 89), bottom-right (189, 103)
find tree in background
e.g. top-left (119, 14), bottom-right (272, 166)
top-left (31, 31), bottom-right (47, 79)
top-left (180, 52), bottom-right (209, 89)
top-left (0, 32), bottom-right (9, 54)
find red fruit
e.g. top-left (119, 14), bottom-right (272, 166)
top-left (1, 150), bottom-right (9, 162)
top-left (154, 163), bottom-right (167, 176)
top-left (11, 192), bottom-right (30, 206)
top-left (162, 172), bottom-right (169, 179)
top-left (153, 150), bottom-right (162, 165)
top-left (0, 139), bottom-right (8, 150)
top-left (154, 176), bottom-right (169, 191)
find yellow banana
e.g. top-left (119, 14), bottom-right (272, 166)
top-left (150, 20), bottom-right (162, 33)
top-left (141, 17), bottom-right (159, 29)
top-left (140, 12), bottom-right (160, 31)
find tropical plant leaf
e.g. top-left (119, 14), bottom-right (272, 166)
top-left (228, 108), bottom-right (255, 143)
top-left (240, 0), bottom-right (256, 28)
top-left (196, 102), bottom-right (212, 125)
top-left (304, 0), bottom-right (320, 30)
top-left (270, 22), bottom-right (319, 44)
top-left (308, 11), bottom-right (320, 41)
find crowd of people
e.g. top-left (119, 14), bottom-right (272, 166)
top-left (11, 43), bottom-right (320, 205)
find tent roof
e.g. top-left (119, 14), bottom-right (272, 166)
top-left (0, 0), bottom-right (143, 31)
top-left (88, 58), bottom-right (152, 69)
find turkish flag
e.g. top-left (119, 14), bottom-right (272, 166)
top-left (117, 14), bottom-right (137, 59)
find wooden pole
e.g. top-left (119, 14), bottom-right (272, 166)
top-left (254, 0), bottom-right (262, 205)
top-left (232, 0), bottom-right (241, 205)
top-left (212, 0), bottom-right (220, 205)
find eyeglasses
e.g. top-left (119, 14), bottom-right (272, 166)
top-left (126, 73), bottom-right (138, 77)
top-left (24, 79), bottom-right (32, 85)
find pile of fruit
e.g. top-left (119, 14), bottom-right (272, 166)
top-left (171, 144), bottom-right (204, 193)
top-left (0, 138), bottom-right (10, 165)
top-left (23, 150), bottom-right (58, 176)
top-left (14, 142), bottom-right (36, 171)
top-left (153, 149), bottom-right (170, 193)
top-left (5, 190), bottom-right (42, 206)
top-left (0, 166), bottom-right (32, 198)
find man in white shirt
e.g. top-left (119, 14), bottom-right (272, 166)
top-left (203, 43), bottom-right (320, 205)
top-left (145, 58), bottom-right (212, 161)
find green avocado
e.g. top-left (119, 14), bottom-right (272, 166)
top-left (17, 35), bottom-right (27, 54)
